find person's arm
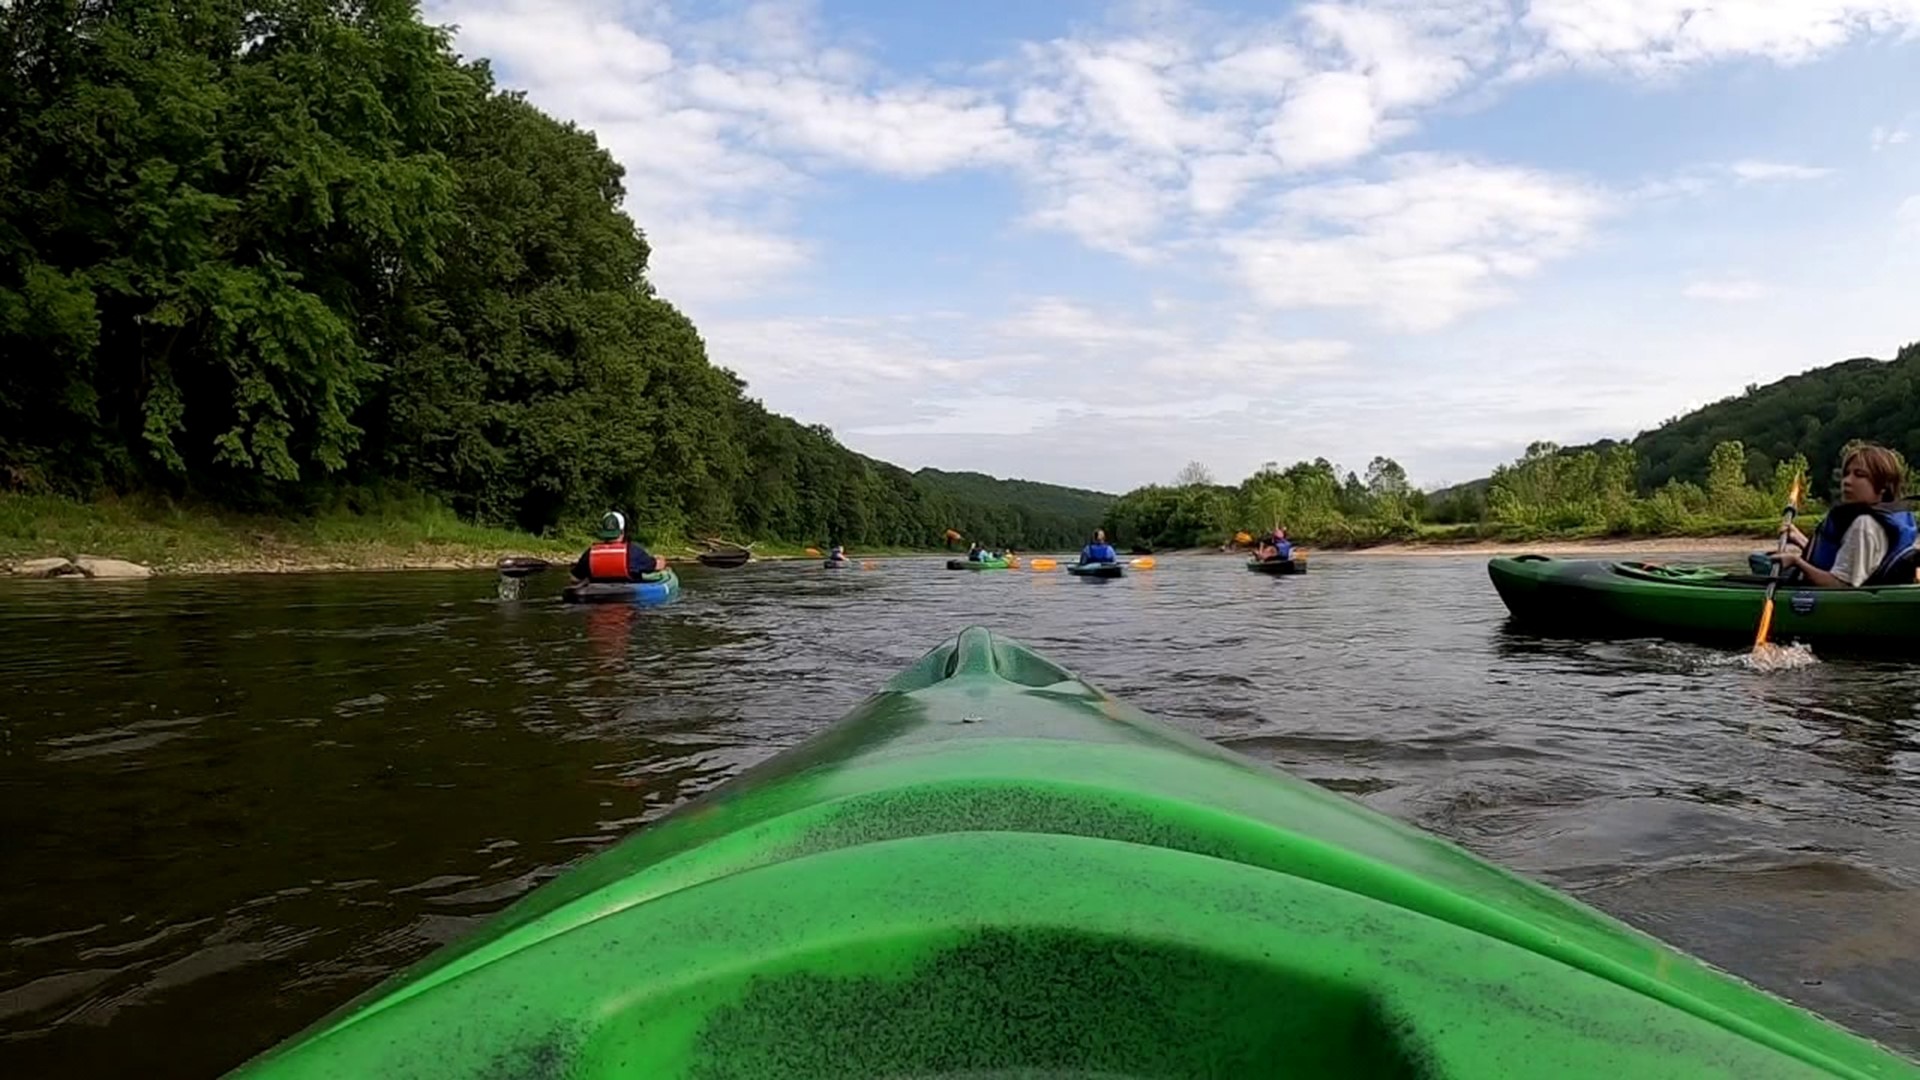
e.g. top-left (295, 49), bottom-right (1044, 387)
top-left (1776, 518), bottom-right (1885, 587)
top-left (1828, 518), bottom-right (1886, 587)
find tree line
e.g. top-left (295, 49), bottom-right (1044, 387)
top-left (1103, 439), bottom-right (1869, 551)
top-left (0, 0), bottom-right (1108, 551)
top-left (1564, 341), bottom-right (1920, 497)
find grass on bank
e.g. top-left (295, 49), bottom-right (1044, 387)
top-left (0, 493), bottom-right (946, 573)
top-left (0, 492), bottom-right (1787, 574)
top-left (1387, 518), bottom-right (1781, 547)
top-left (0, 492), bottom-right (579, 572)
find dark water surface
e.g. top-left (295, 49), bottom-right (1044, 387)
top-left (3, 553), bottom-right (1918, 1074)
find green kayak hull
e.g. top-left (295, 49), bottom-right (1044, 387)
top-left (945, 558), bottom-right (1009, 570)
top-left (1248, 557), bottom-right (1305, 575)
top-left (232, 628), bottom-right (1916, 1079)
top-left (1490, 555), bottom-right (1920, 647)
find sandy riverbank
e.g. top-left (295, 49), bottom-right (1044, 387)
top-left (1331, 536), bottom-right (1760, 557)
top-left (1151, 536), bottom-right (1763, 560)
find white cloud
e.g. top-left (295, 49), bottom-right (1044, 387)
top-left (1729, 160), bottom-right (1834, 183)
top-left (1899, 195), bottom-right (1920, 237)
top-left (1222, 155), bottom-right (1612, 330)
top-left (1521, 0), bottom-right (1920, 74)
top-left (1265, 71), bottom-right (1387, 169)
top-left (679, 65), bottom-right (1024, 176)
top-left (1872, 124), bottom-right (1914, 150)
top-left (644, 218), bottom-right (809, 305)
top-left (1683, 279), bottom-right (1773, 302)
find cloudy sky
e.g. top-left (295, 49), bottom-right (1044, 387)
top-left (425, 0), bottom-right (1920, 492)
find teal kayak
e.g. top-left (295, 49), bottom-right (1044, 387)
top-left (232, 628), bottom-right (1916, 1078)
top-left (561, 569), bottom-right (679, 605)
top-left (1067, 561), bottom-right (1123, 578)
top-left (1490, 555), bottom-right (1920, 647)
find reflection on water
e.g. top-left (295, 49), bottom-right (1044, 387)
top-left (1, 553), bottom-right (1917, 1074)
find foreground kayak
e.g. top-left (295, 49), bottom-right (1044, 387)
top-left (234, 627), bottom-right (1913, 1079)
top-left (1067, 560), bottom-right (1124, 578)
top-left (1247, 556), bottom-right (1305, 575)
top-left (823, 558), bottom-right (849, 569)
top-left (945, 557), bottom-right (1009, 570)
top-left (1490, 555), bottom-right (1920, 647)
top-left (560, 569), bottom-right (679, 605)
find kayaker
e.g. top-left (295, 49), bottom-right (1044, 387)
top-left (1080, 530), bottom-right (1118, 565)
top-left (968, 541), bottom-right (986, 562)
top-left (1770, 444), bottom-right (1919, 587)
top-left (828, 545), bottom-right (847, 562)
top-left (570, 511), bottom-right (666, 585)
top-left (1255, 527), bottom-right (1293, 562)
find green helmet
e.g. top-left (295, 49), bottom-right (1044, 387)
top-left (595, 511), bottom-right (625, 542)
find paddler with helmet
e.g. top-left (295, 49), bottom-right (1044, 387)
top-left (569, 511), bottom-right (667, 587)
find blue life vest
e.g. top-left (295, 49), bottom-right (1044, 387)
top-left (1082, 543), bottom-right (1117, 564)
top-left (1804, 504), bottom-right (1918, 580)
top-left (1274, 540), bottom-right (1294, 560)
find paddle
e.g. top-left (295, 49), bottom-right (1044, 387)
top-left (1131, 556), bottom-right (1156, 570)
top-left (496, 555), bottom-right (555, 579)
top-left (1028, 557), bottom-right (1059, 571)
top-left (1751, 477), bottom-right (1804, 659)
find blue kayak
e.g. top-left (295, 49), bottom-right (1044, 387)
top-left (561, 569), bottom-right (680, 605)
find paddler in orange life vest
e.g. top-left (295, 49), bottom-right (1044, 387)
top-left (570, 511), bottom-right (666, 586)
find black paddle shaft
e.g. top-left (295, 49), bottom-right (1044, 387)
top-left (1760, 505), bottom-right (1799, 609)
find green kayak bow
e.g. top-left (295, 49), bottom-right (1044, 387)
top-left (233, 628), bottom-right (1916, 1079)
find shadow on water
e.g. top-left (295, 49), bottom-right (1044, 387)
top-left (2, 553), bottom-right (1917, 1073)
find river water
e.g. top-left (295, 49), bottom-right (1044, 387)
top-left (2, 553), bottom-right (1917, 1075)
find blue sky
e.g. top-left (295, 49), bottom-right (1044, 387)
top-left (425, 0), bottom-right (1920, 491)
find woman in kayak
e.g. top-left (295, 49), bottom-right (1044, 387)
top-left (570, 511), bottom-right (667, 585)
top-left (967, 541), bottom-right (987, 562)
top-left (1770, 444), bottom-right (1919, 586)
top-left (1080, 530), bottom-right (1118, 565)
top-left (1255, 527), bottom-right (1294, 562)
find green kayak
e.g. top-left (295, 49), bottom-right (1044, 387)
top-left (1490, 555), bottom-right (1920, 647)
top-left (945, 557), bottom-right (1009, 570)
top-left (232, 628), bottom-right (1916, 1079)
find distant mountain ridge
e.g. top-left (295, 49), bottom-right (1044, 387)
top-left (1432, 341), bottom-right (1920, 502)
top-left (912, 468), bottom-right (1114, 548)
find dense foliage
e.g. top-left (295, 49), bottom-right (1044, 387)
top-left (1568, 343), bottom-right (1920, 498)
top-left (1105, 441), bottom-right (1822, 551)
top-left (0, 0), bottom-right (1107, 549)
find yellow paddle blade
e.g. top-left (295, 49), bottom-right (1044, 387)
top-left (1752, 595), bottom-right (1777, 650)
top-left (1029, 558), bottom-right (1058, 571)
top-left (1131, 556), bottom-right (1156, 570)
top-left (861, 560), bottom-right (876, 570)
top-left (805, 547), bottom-right (821, 557)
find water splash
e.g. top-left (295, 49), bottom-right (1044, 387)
top-left (496, 575), bottom-right (523, 602)
top-left (1743, 642), bottom-right (1819, 672)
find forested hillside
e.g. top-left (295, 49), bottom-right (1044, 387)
top-left (1423, 342), bottom-right (1920, 508)
top-left (1626, 344), bottom-right (1920, 497)
top-left (0, 0), bottom-right (1102, 551)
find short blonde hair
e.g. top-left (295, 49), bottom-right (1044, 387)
top-left (1842, 443), bottom-right (1904, 503)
